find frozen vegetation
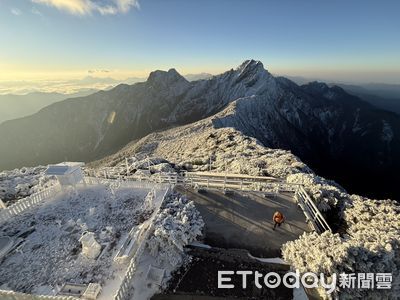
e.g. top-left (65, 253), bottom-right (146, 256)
top-left (282, 195), bottom-right (400, 298)
top-left (0, 166), bottom-right (55, 205)
top-left (0, 185), bottom-right (151, 294)
top-left (147, 192), bottom-right (204, 267)
top-left (94, 120), bottom-right (400, 299)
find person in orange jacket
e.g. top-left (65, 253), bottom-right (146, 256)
top-left (273, 211), bottom-right (285, 230)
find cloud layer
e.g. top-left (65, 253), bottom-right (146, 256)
top-left (32, 0), bottom-right (139, 16)
top-left (11, 8), bottom-right (22, 16)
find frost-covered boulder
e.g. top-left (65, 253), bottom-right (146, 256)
top-left (132, 157), bottom-right (169, 170)
top-left (147, 193), bottom-right (204, 267)
top-left (134, 169), bottom-right (152, 177)
top-left (150, 163), bottom-right (176, 174)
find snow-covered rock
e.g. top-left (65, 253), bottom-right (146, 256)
top-left (150, 163), bottom-right (176, 174)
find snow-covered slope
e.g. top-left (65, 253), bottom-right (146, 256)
top-left (92, 120), bottom-right (400, 299)
top-left (1, 60), bottom-right (399, 199)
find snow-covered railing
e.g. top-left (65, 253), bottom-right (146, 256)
top-left (113, 187), bottom-right (171, 300)
top-left (84, 176), bottom-right (166, 190)
top-left (0, 290), bottom-right (77, 299)
top-left (295, 186), bottom-right (332, 233)
top-left (0, 183), bottom-right (61, 225)
top-left (124, 172), bottom-right (294, 192)
top-left (86, 170), bottom-right (330, 234)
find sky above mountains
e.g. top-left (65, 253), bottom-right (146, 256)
top-left (1, 0), bottom-right (400, 87)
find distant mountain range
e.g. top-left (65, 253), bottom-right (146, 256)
top-left (286, 76), bottom-right (400, 115)
top-left (0, 60), bottom-right (399, 200)
top-left (334, 83), bottom-right (400, 115)
top-left (0, 73), bottom-right (213, 124)
top-left (0, 90), bottom-right (97, 124)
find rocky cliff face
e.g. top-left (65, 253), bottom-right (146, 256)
top-left (0, 60), bottom-right (399, 199)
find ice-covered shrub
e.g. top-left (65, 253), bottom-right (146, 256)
top-left (0, 166), bottom-right (55, 204)
top-left (282, 195), bottom-right (400, 299)
top-left (287, 173), bottom-right (347, 211)
top-left (147, 193), bottom-right (204, 267)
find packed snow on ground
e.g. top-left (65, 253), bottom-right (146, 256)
top-left (0, 184), bottom-right (151, 294)
top-left (0, 166), bottom-right (55, 205)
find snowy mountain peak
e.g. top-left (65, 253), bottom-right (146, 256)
top-left (167, 68), bottom-right (182, 77)
top-left (147, 68), bottom-right (188, 87)
top-left (237, 59), bottom-right (263, 70)
top-left (236, 59), bottom-right (265, 74)
top-left (233, 59), bottom-right (272, 85)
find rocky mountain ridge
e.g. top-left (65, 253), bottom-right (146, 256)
top-left (0, 60), bottom-right (399, 199)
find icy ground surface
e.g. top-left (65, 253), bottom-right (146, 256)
top-left (0, 185), bottom-right (151, 294)
top-left (0, 166), bottom-right (55, 205)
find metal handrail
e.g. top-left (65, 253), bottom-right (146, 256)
top-left (87, 168), bottom-right (331, 233)
top-left (296, 186), bottom-right (332, 233)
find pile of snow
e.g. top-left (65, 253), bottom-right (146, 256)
top-left (147, 192), bottom-right (204, 267)
top-left (0, 166), bottom-right (55, 205)
top-left (282, 195), bottom-right (400, 298)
